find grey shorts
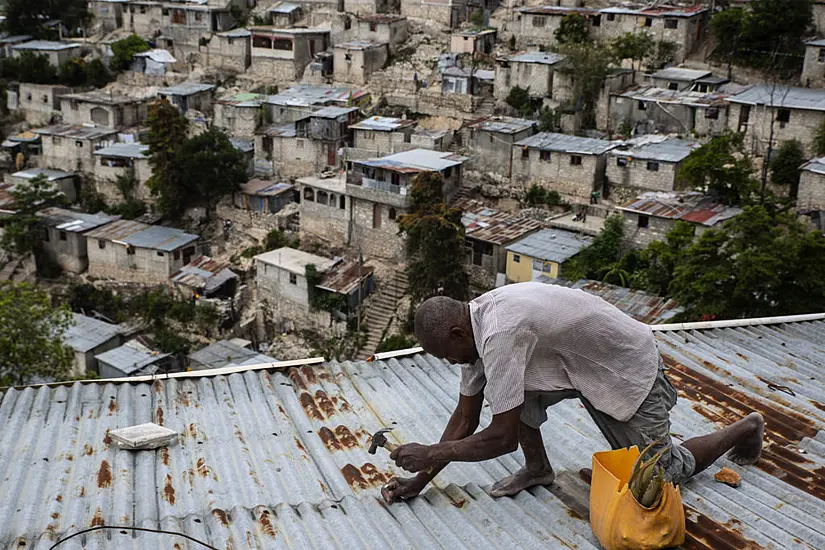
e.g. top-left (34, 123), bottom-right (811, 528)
top-left (521, 362), bottom-right (696, 484)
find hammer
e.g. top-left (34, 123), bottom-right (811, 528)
top-left (368, 428), bottom-right (434, 474)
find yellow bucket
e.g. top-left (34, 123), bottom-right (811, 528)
top-left (590, 447), bottom-right (686, 550)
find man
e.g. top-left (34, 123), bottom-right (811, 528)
top-left (382, 283), bottom-right (764, 503)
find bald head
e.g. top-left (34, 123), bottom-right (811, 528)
top-left (414, 296), bottom-right (478, 364)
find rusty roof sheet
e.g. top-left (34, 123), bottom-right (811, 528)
top-left (170, 255), bottom-right (237, 293)
top-left (569, 279), bottom-right (682, 324)
top-left (240, 179), bottom-right (293, 196)
top-left (515, 5), bottom-right (600, 15)
top-left (600, 3), bottom-right (708, 17)
top-left (462, 205), bottom-right (543, 245)
top-left (619, 191), bottom-right (743, 226)
top-left (317, 261), bottom-right (374, 294)
top-left (1, 317), bottom-right (824, 549)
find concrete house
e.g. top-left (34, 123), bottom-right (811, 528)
top-left (441, 65), bottom-right (495, 97)
top-left (265, 84), bottom-right (370, 124)
top-left (409, 127), bottom-right (453, 151)
top-left (606, 136), bottom-right (699, 202)
top-left (131, 48), bottom-right (177, 76)
top-left (58, 90), bottom-right (152, 128)
top-left (494, 52), bottom-right (566, 101)
top-left (344, 0), bottom-right (401, 16)
top-left (234, 179), bottom-right (294, 213)
top-left (11, 83), bottom-right (72, 126)
top-left (514, 6), bottom-right (601, 48)
top-left (158, 82), bottom-right (216, 114)
top-left (350, 116), bottom-right (417, 157)
top-left (347, 149), bottom-right (467, 258)
top-left (450, 28), bottom-right (496, 54)
top-left (296, 174), bottom-right (349, 245)
top-left (63, 313), bottom-right (123, 375)
top-left (85, 219), bottom-right (200, 284)
top-left (125, 0), bottom-right (164, 36)
top-left (188, 339), bottom-right (277, 370)
top-left (10, 40), bottom-right (81, 66)
top-left (803, 39), bottom-right (825, 88)
top-left (505, 228), bottom-right (593, 283)
top-left (1, 130), bottom-right (41, 160)
top-left (249, 27), bottom-right (330, 81)
top-left (93, 143), bottom-right (153, 203)
top-left (799, 157), bottom-right (825, 211)
top-left (647, 67), bottom-right (716, 91)
top-left (170, 256), bottom-right (239, 300)
top-left (254, 247), bottom-right (374, 328)
top-left (355, 15), bottom-right (409, 54)
top-left (461, 204), bottom-right (543, 288)
top-left (610, 84), bottom-right (735, 137)
top-left (0, 35), bottom-right (33, 58)
top-left (598, 4), bottom-right (708, 64)
top-left (35, 125), bottom-right (118, 175)
top-left (726, 84), bottom-right (825, 156)
top-left (214, 92), bottom-right (266, 138)
top-left (88, 0), bottom-right (125, 32)
top-left (36, 208), bottom-right (117, 274)
top-left (462, 116), bottom-right (537, 177)
top-left (96, 341), bottom-right (173, 378)
top-left (333, 41), bottom-right (389, 85)
top-left (511, 132), bottom-right (618, 203)
top-left (401, 0), bottom-right (466, 27)
top-left (617, 191), bottom-right (742, 249)
top-left (5, 169), bottom-right (77, 203)
top-left (268, 2), bottom-right (303, 27)
top-left (206, 28), bottom-right (251, 74)
top-left (155, 0), bottom-right (238, 64)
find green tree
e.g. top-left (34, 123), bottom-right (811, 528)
top-left (145, 99), bottom-right (189, 214)
top-left (678, 132), bottom-right (758, 205)
top-left (4, 0), bottom-right (91, 37)
top-left (770, 139), bottom-right (805, 198)
top-left (538, 106), bottom-right (558, 132)
top-left (562, 214), bottom-right (624, 281)
top-left (710, 8), bottom-right (749, 60)
top-left (611, 32), bottom-right (654, 72)
top-left (646, 40), bottom-right (679, 71)
top-left (58, 58), bottom-right (87, 87)
top-left (398, 172), bottom-right (469, 303)
top-left (375, 332), bottom-right (418, 353)
top-left (14, 52), bottom-right (57, 84)
top-left (506, 85), bottom-right (535, 116)
top-left (1, 174), bottom-right (68, 255)
top-left (0, 282), bottom-right (74, 385)
top-left (86, 59), bottom-right (112, 88)
top-left (556, 41), bottom-right (615, 128)
top-left (642, 221), bottom-right (696, 296)
top-left (554, 13), bottom-right (590, 44)
top-left (670, 205), bottom-right (825, 320)
top-left (110, 35), bottom-right (151, 72)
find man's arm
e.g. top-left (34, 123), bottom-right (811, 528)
top-left (390, 406), bottom-right (521, 472)
top-left (382, 391), bottom-right (484, 503)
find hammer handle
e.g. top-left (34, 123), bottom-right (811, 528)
top-left (383, 441), bottom-right (434, 474)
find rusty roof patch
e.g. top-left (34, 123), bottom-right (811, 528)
top-left (462, 204), bottom-right (543, 245)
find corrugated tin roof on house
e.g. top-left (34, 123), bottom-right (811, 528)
top-left (357, 13), bottom-right (406, 22)
top-left (515, 5), bottom-right (600, 15)
top-left (36, 207), bottom-right (117, 232)
top-left (310, 106), bottom-right (359, 119)
top-left (62, 89), bottom-right (154, 105)
top-left (230, 137), bottom-right (255, 153)
top-left (651, 67), bottom-right (712, 82)
top-left (618, 191), bottom-right (743, 226)
top-left (465, 116), bottom-right (536, 134)
top-left (357, 149), bottom-right (467, 172)
top-left (335, 40), bottom-right (385, 50)
top-left (170, 255), bottom-right (238, 293)
top-left (266, 85), bottom-right (368, 107)
top-left (217, 92), bottom-right (266, 106)
top-left (462, 205), bottom-right (543, 245)
top-left (350, 116), bottom-right (416, 131)
top-left (505, 228), bottom-right (592, 263)
top-left (250, 25), bottom-right (330, 35)
top-left (254, 246), bottom-right (338, 274)
top-left (609, 136), bottom-right (699, 163)
top-left (134, 48), bottom-right (177, 63)
top-left (453, 27), bottom-right (496, 36)
top-left (269, 1), bottom-right (301, 13)
top-left (727, 83), bottom-right (825, 111)
top-left (240, 179), bottom-right (293, 196)
top-left (33, 124), bottom-right (118, 140)
top-left (63, 313), bottom-right (121, 353)
top-left (801, 156), bottom-right (825, 175)
top-left (93, 142), bottom-right (149, 159)
top-left (158, 82), bottom-right (215, 96)
top-left (84, 219), bottom-right (198, 251)
top-left (506, 51), bottom-right (566, 65)
top-left (258, 122), bottom-right (297, 137)
top-left (600, 4), bottom-right (708, 17)
top-left (807, 38), bottom-right (825, 47)
top-left (11, 40), bottom-right (80, 51)
top-left (188, 339), bottom-right (277, 370)
top-left (1, 317), bottom-right (824, 549)
top-left (317, 261), bottom-right (374, 294)
top-left (516, 132), bottom-right (618, 155)
top-left (10, 168), bottom-right (74, 181)
top-left (95, 341), bottom-right (170, 375)
top-left (217, 27), bottom-right (251, 37)
top-left (568, 279), bottom-right (682, 324)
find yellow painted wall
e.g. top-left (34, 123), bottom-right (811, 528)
top-left (506, 250), bottom-right (560, 282)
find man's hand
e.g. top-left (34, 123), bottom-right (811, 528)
top-left (390, 442), bottom-right (441, 472)
top-left (381, 476), bottom-right (426, 504)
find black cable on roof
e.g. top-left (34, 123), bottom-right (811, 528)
top-left (46, 524), bottom-right (218, 550)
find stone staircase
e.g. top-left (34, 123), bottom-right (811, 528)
top-left (0, 256), bottom-right (20, 282)
top-left (359, 270), bottom-right (409, 359)
top-left (475, 98), bottom-right (496, 116)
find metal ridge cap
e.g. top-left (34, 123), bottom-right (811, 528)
top-left (650, 312), bottom-right (825, 331)
top-left (368, 346), bottom-right (424, 361)
top-left (0, 356), bottom-right (327, 390)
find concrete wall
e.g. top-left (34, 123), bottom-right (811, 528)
top-left (400, 0), bottom-right (462, 27)
top-left (333, 44), bottom-right (388, 85)
top-left (352, 128), bottom-right (413, 155)
top-left (799, 170), bottom-right (825, 210)
top-left (297, 186), bottom-right (350, 245)
top-left (599, 13), bottom-right (705, 64)
top-left (803, 45), bottom-right (825, 87)
top-left (59, 99), bottom-right (148, 128)
top-left (94, 159), bottom-right (154, 204)
top-left (205, 34), bottom-right (251, 73)
top-left (250, 32), bottom-right (327, 81)
top-left (605, 156), bottom-right (680, 195)
top-left (40, 134), bottom-right (116, 174)
top-left (465, 127), bottom-right (533, 177)
top-left (729, 102), bottom-right (825, 157)
top-left (349, 196), bottom-right (406, 259)
top-left (516, 12), bottom-right (597, 49)
top-left (494, 62), bottom-right (554, 100)
top-left (214, 103), bottom-right (261, 138)
top-left (257, 262), bottom-right (311, 307)
top-left (127, 3), bottom-right (164, 36)
top-left (355, 19), bottom-right (408, 53)
top-left (41, 228), bottom-right (88, 273)
top-left (87, 238), bottom-right (197, 284)
top-left (90, 0), bottom-right (124, 33)
top-left (255, 134), bottom-right (323, 178)
top-left (16, 83), bottom-right (71, 126)
top-left (609, 94), bottom-right (729, 137)
top-left (511, 148), bottom-right (605, 202)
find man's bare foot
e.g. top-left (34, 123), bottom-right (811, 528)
top-left (579, 468), bottom-right (592, 485)
top-left (726, 412), bottom-right (765, 465)
top-left (490, 466), bottom-right (555, 497)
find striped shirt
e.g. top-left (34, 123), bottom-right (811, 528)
top-left (460, 282), bottom-right (660, 422)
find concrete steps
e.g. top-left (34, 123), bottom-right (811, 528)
top-left (357, 270), bottom-right (410, 359)
top-left (0, 258), bottom-right (20, 282)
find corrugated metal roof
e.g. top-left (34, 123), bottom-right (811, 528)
top-left (63, 313), bottom-right (122, 353)
top-left (62, 89), bottom-right (154, 105)
top-left (516, 132), bottom-right (618, 155)
top-left (230, 138), bottom-right (255, 153)
top-left (600, 4), bottom-right (708, 17)
top-left (568, 279), bottom-right (682, 324)
top-left (610, 136), bottom-right (699, 163)
top-left (11, 40), bottom-right (80, 51)
top-left (515, 5), bottom-right (600, 15)
top-left (250, 26), bottom-right (329, 35)
top-left (218, 92), bottom-right (266, 106)
top-left (254, 246), bottom-right (338, 274)
top-left (36, 207), bottom-right (117, 232)
top-left (350, 116), bottom-right (416, 131)
top-left (651, 67), bottom-right (712, 82)
top-left (95, 342), bottom-right (170, 375)
top-left (240, 179), bottom-right (293, 196)
top-left (258, 123), bottom-right (297, 137)
top-left (158, 82), bottom-right (215, 96)
top-left (619, 84), bottom-right (742, 108)
top-left (801, 156), bottom-right (825, 175)
top-left (84, 219), bottom-right (199, 251)
top-left (358, 149), bottom-right (467, 172)
top-left (506, 52), bottom-right (565, 65)
top-left (310, 106), bottom-right (359, 119)
top-left (317, 261), bottom-right (374, 294)
top-left (188, 339), bottom-right (277, 369)
top-left (357, 13), bottom-right (406, 22)
top-left (462, 205), bottom-right (543, 245)
top-left (34, 124), bottom-right (118, 140)
top-left (1, 318), bottom-right (824, 549)
top-left (335, 40), bottom-right (385, 50)
top-left (619, 191), bottom-right (743, 227)
top-left (807, 38), bottom-right (825, 47)
top-left (266, 85), bottom-right (369, 107)
top-left (93, 143), bottom-right (149, 159)
top-left (727, 84), bottom-right (825, 111)
top-left (465, 116), bottom-right (536, 134)
top-left (453, 27), bottom-right (496, 36)
top-left (134, 49), bottom-right (177, 64)
top-left (217, 28), bottom-right (251, 37)
top-left (505, 229), bottom-right (592, 263)
top-left (11, 168), bottom-right (74, 181)
top-left (269, 1), bottom-right (301, 13)
top-left (170, 255), bottom-right (238, 294)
